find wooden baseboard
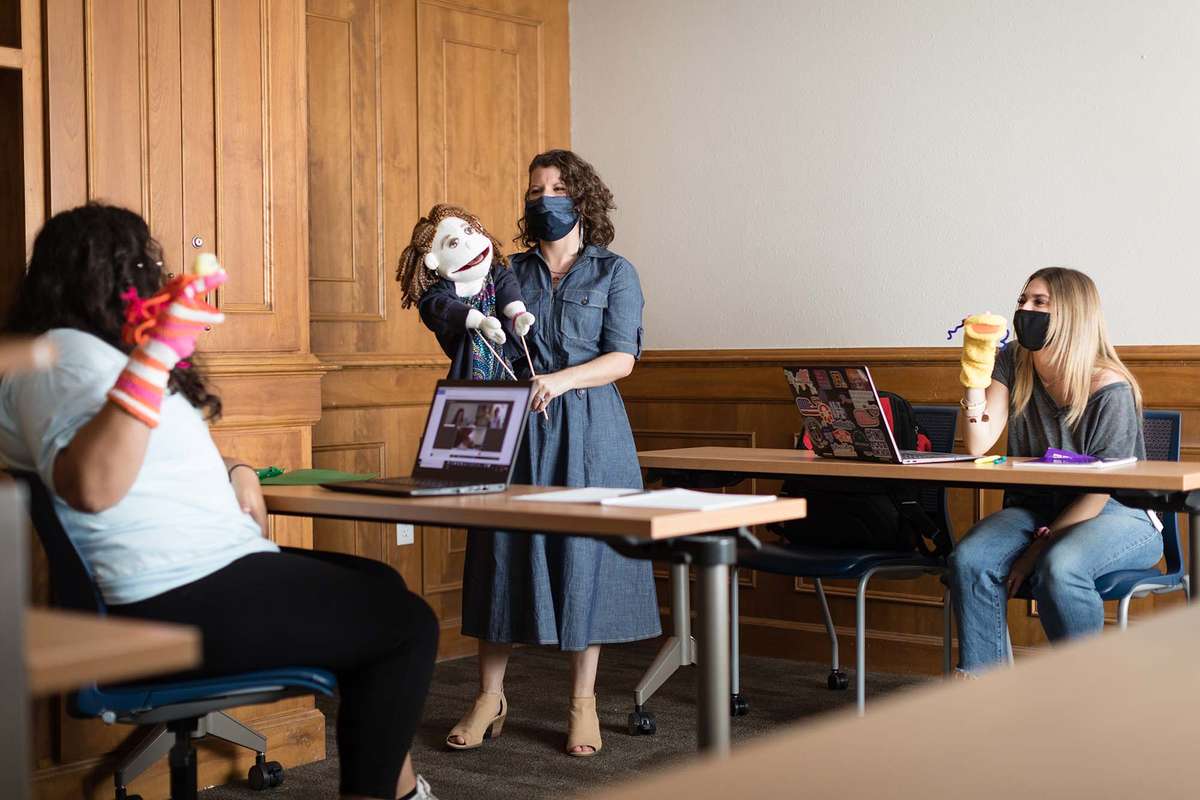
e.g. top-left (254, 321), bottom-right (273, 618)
top-left (33, 707), bottom-right (326, 800)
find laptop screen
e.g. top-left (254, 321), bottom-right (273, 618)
top-left (782, 366), bottom-right (900, 463)
top-left (414, 381), bottom-right (532, 480)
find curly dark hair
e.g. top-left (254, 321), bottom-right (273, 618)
top-left (3, 203), bottom-right (222, 420)
top-left (515, 149), bottom-right (616, 249)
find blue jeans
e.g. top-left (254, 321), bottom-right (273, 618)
top-left (948, 499), bottom-right (1161, 673)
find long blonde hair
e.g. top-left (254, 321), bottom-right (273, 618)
top-left (1011, 267), bottom-right (1141, 427)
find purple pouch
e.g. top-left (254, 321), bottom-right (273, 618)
top-left (1036, 447), bottom-right (1098, 465)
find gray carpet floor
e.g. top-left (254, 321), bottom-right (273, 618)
top-left (201, 638), bottom-right (927, 799)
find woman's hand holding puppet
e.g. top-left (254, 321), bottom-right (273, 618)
top-left (109, 254), bottom-right (226, 428)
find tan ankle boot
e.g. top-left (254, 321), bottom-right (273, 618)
top-left (566, 695), bottom-right (602, 756)
top-left (446, 691), bottom-right (507, 750)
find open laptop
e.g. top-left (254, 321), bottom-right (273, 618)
top-left (782, 365), bottom-right (975, 464)
top-left (324, 379), bottom-right (533, 497)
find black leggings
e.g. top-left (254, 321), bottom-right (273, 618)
top-left (110, 548), bottom-right (438, 799)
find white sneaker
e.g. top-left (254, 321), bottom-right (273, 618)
top-left (414, 774), bottom-right (439, 800)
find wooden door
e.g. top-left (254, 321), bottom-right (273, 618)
top-left (416, 0), bottom-right (543, 246)
top-left (48, 0), bottom-right (309, 357)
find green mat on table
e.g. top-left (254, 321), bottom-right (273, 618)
top-left (259, 469), bottom-right (377, 485)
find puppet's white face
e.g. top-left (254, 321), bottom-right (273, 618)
top-left (424, 216), bottom-right (493, 284)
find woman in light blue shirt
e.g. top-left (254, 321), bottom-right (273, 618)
top-left (1, 204), bottom-right (439, 800)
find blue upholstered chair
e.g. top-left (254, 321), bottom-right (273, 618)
top-left (732, 405), bottom-right (960, 715)
top-left (14, 472), bottom-right (335, 800)
top-left (1003, 410), bottom-right (1188, 663)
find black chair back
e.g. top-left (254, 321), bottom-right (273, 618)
top-left (912, 405), bottom-right (959, 539)
top-left (9, 471), bottom-right (106, 614)
top-left (1142, 411), bottom-right (1183, 575)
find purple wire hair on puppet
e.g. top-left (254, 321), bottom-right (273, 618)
top-left (946, 319), bottom-right (1010, 348)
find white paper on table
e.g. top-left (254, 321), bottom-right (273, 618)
top-left (599, 488), bottom-right (777, 511)
top-left (511, 487), bottom-right (642, 503)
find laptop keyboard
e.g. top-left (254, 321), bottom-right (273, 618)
top-left (375, 477), bottom-right (463, 488)
top-left (900, 450), bottom-right (959, 461)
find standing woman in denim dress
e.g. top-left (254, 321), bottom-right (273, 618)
top-left (447, 150), bottom-right (661, 757)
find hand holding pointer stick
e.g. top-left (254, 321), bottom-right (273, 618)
top-left (474, 331), bottom-right (549, 419)
top-left (517, 334), bottom-right (551, 419)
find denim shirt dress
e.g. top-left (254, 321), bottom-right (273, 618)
top-left (460, 245), bottom-right (663, 650)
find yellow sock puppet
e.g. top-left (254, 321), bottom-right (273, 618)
top-left (957, 312), bottom-right (1007, 389)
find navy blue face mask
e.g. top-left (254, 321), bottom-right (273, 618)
top-left (524, 195), bottom-right (578, 242)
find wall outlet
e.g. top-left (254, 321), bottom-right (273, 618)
top-left (396, 523), bottom-right (414, 546)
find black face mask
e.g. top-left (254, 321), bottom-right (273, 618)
top-left (1013, 309), bottom-right (1051, 351)
top-left (524, 196), bottom-right (578, 242)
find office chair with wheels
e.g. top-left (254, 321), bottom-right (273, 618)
top-left (1003, 410), bottom-right (1188, 663)
top-left (12, 471), bottom-right (336, 800)
top-left (732, 404), bottom-right (960, 715)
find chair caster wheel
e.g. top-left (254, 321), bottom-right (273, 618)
top-left (628, 709), bottom-right (657, 735)
top-left (730, 693), bottom-right (749, 717)
top-left (115, 788), bottom-right (141, 800)
top-left (827, 670), bottom-right (849, 690)
top-left (248, 759), bottom-right (284, 790)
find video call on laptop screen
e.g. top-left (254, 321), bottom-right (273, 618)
top-left (417, 384), bottom-right (529, 476)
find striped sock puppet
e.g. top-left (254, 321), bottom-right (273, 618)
top-left (108, 254), bottom-right (227, 427)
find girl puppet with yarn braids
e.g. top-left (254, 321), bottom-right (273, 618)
top-left (397, 204), bottom-right (536, 381)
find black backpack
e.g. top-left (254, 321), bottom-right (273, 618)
top-left (768, 391), bottom-right (953, 558)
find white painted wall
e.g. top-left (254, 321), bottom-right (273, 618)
top-left (570, 0), bottom-right (1200, 348)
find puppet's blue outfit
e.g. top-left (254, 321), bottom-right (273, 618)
top-left (418, 266), bottom-right (522, 380)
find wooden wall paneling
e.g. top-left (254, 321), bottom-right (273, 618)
top-left (416, 0), bottom-right (541, 247)
top-left (44, 0), bottom-right (87, 213)
top-left (312, 438), bottom-right (388, 557)
top-left (34, 2), bottom-right (328, 795)
top-left (308, 0), bottom-right (426, 356)
top-left (210, 424), bottom-right (317, 549)
top-left (144, 0), bottom-right (185, 271)
top-left (0, 67), bottom-right (24, 313)
top-left (624, 346), bottom-right (1200, 674)
top-left (308, 0), bottom-right (569, 358)
top-left (85, 0), bottom-right (146, 213)
top-left (18, 0), bottom-right (42, 249)
top-left (312, 375), bottom-right (436, 583)
top-left (422, 524), bottom-right (474, 658)
top-left (0, 0), bottom-right (18, 47)
top-left (180, 0), bottom-right (217, 280)
top-left (201, 0), bottom-right (309, 354)
top-left (306, 0), bottom-right (385, 322)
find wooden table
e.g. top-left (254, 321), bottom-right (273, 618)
top-left (591, 601), bottom-right (1200, 800)
top-left (640, 445), bottom-right (1200, 583)
top-left (633, 446), bottom-right (1200, 720)
top-left (3, 476), bottom-right (198, 800)
top-left (262, 483), bottom-right (806, 754)
top-left (25, 608), bottom-right (201, 696)
top-left (639, 446), bottom-right (1200, 493)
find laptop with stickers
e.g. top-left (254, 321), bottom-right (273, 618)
top-left (324, 379), bottom-right (533, 497)
top-left (782, 365), bottom-right (975, 465)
